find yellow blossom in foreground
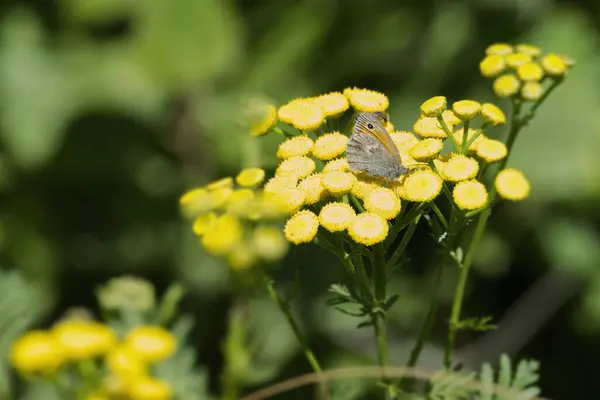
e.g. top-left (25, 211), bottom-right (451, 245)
top-left (453, 180), bottom-right (488, 210)
top-left (264, 176), bottom-right (297, 194)
top-left (344, 88), bottom-right (389, 112)
top-left (291, 102), bottom-right (325, 131)
top-left (277, 135), bottom-right (314, 159)
top-left (252, 226), bottom-right (289, 261)
top-left (452, 100), bottom-right (482, 120)
top-left (201, 213), bottom-right (243, 255)
top-left (275, 188), bottom-right (306, 214)
top-left (479, 54), bottom-right (506, 77)
top-left (278, 98), bottom-right (310, 124)
top-left (207, 177), bottom-right (234, 191)
top-left (319, 202), bottom-right (356, 232)
top-left (10, 330), bottom-right (63, 374)
top-left (441, 109), bottom-right (461, 126)
top-left (312, 132), bottom-right (348, 160)
top-left (245, 192), bottom-right (287, 221)
top-left (443, 155), bottom-right (479, 181)
top-left (486, 43), bottom-right (513, 56)
top-left (284, 210), bottom-right (319, 244)
top-left (541, 54), bottom-right (567, 77)
top-left (250, 104), bottom-right (277, 136)
top-left (517, 62), bottom-right (544, 82)
top-left (52, 320), bottom-right (117, 361)
top-left (516, 44), bottom-right (541, 57)
top-left (236, 168), bottom-right (265, 187)
top-left (323, 158), bottom-right (350, 173)
top-left (414, 117), bottom-right (447, 138)
top-left (480, 103), bottom-right (506, 125)
top-left (391, 131), bottom-right (420, 151)
top-left (495, 168), bottom-right (530, 200)
top-left (276, 156), bottom-right (316, 179)
top-left (106, 345), bottom-right (146, 380)
top-left (420, 96), bottom-right (447, 117)
top-left (521, 82), bottom-right (544, 101)
top-left (505, 52), bottom-right (532, 69)
top-left (493, 74), bottom-right (520, 98)
top-left (409, 138), bottom-right (443, 161)
top-left (124, 326), bottom-right (177, 363)
top-left (298, 174), bottom-right (325, 204)
top-left (364, 187), bottom-right (401, 219)
top-left (179, 188), bottom-right (214, 218)
top-left (348, 212), bottom-right (388, 246)
top-left (127, 376), bottom-right (173, 400)
top-left (475, 138), bottom-right (507, 163)
top-left (322, 171), bottom-right (356, 196)
top-left (403, 170), bottom-right (442, 202)
top-left (313, 92), bottom-right (349, 117)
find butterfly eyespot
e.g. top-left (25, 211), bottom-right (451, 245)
top-left (367, 123), bottom-right (374, 129)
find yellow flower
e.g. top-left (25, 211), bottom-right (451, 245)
top-left (228, 243), bottom-right (257, 270)
top-left (319, 202), bottom-right (356, 232)
top-left (493, 74), bottom-right (520, 98)
top-left (453, 180), bottom-right (488, 210)
top-left (495, 168), bottom-right (530, 200)
top-left (277, 135), bottom-right (314, 159)
top-left (10, 330), bottom-right (63, 374)
top-left (322, 171), bottom-right (356, 196)
top-left (344, 87), bottom-right (389, 112)
top-left (479, 54), bottom-right (506, 77)
top-left (323, 158), bottom-right (350, 173)
top-left (250, 104), bottom-right (277, 136)
top-left (409, 138), bottom-right (443, 161)
top-left (106, 345), bottom-right (146, 380)
top-left (245, 192), bottom-right (288, 220)
top-left (275, 188), bottom-right (306, 214)
top-left (313, 92), bottom-right (349, 117)
top-left (364, 187), bottom-right (401, 220)
top-left (127, 377), bottom-right (173, 400)
top-left (485, 43), bottom-right (513, 56)
top-left (505, 52), bottom-right (532, 69)
top-left (298, 174), bottom-right (325, 204)
top-left (413, 117), bottom-right (447, 138)
top-left (403, 170), bottom-right (442, 202)
top-left (124, 326), bottom-right (177, 363)
top-left (179, 188), bottom-right (214, 218)
top-left (291, 102), bottom-right (325, 131)
top-left (480, 103), bottom-right (506, 125)
top-left (475, 138), bottom-right (507, 163)
top-left (443, 155), bottom-right (479, 181)
top-left (201, 213), bottom-right (244, 255)
top-left (516, 44), bottom-right (541, 57)
top-left (52, 320), bottom-right (117, 361)
top-left (441, 109), bottom-right (462, 126)
top-left (420, 96), bottom-right (447, 117)
top-left (541, 54), bottom-right (567, 77)
top-left (284, 210), bottom-right (319, 244)
top-left (452, 100), bottom-right (481, 120)
top-left (385, 121), bottom-right (395, 132)
top-left (276, 156), bottom-right (316, 179)
top-left (348, 212), bottom-right (388, 246)
top-left (236, 168), bottom-right (266, 187)
top-left (207, 177), bottom-right (234, 191)
top-left (264, 176), bottom-right (297, 194)
top-left (351, 179), bottom-right (377, 199)
top-left (252, 226), bottom-right (289, 261)
top-left (517, 62), bottom-right (544, 82)
top-left (391, 131), bottom-right (420, 151)
top-left (278, 98), bottom-right (310, 124)
top-left (521, 81), bottom-right (543, 101)
top-left (452, 128), bottom-right (485, 152)
top-left (225, 189), bottom-right (256, 215)
top-left (312, 132), bottom-right (349, 160)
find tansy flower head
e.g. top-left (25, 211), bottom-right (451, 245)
top-left (313, 92), bottom-right (349, 117)
top-left (481, 103), bottom-right (506, 125)
top-left (124, 325), bottom-right (177, 363)
top-left (322, 171), bottom-right (356, 196)
top-left (276, 156), bottom-right (316, 179)
top-left (225, 189), bottom-right (256, 215)
top-left (193, 213), bottom-right (217, 236)
top-left (475, 138), bottom-right (507, 163)
top-left (495, 168), bottom-right (530, 200)
top-left (521, 81), bottom-right (543, 101)
top-left (207, 177), bottom-right (234, 191)
top-left (312, 132), bottom-right (348, 160)
top-left (298, 173), bottom-right (325, 204)
top-left (391, 131), bottom-right (420, 151)
top-left (420, 96), bottom-right (447, 117)
top-left (403, 170), bottom-right (442, 202)
top-left (364, 187), bottom-right (401, 220)
top-left (493, 74), bottom-right (520, 97)
top-left (252, 226), bottom-right (288, 261)
top-left (516, 44), bottom-right (542, 57)
top-left (284, 210), bottom-right (319, 244)
top-left (486, 43), bottom-right (513, 56)
top-left (275, 188), bottom-right (306, 214)
top-left (10, 330), bottom-right (64, 374)
top-left (264, 176), bottom-right (297, 194)
top-left (201, 213), bottom-right (244, 255)
top-left (344, 87), bottom-right (389, 112)
top-left (452, 100), bottom-right (481, 120)
top-left (323, 158), bottom-right (350, 173)
top-left (443, 155), bottom-right (479, 181)
top-left (277, 135), bottom-right (314, 159)
top-left (385, 121), bottom-right (395, 132)
top-left (245, 100), bottom-right (277, 136)
top-left (179, 188), bottom-right (214, 218)
top-left (236, 168), bottom-right (265, 187)
top-left (278, 98), bottom-right (310, 124)
top-left (479, 54), bottom-right (506, 77)
top-left (319, 202), bottom-right (356, 232)
top-left (127, 376), bottom-right (173, 400)
top-left (517, 62), bottom-right (544, 82)
top-left (409, 138), bottom-right (443, 161)
top-left (351, 179), bottom-right (377, 199)
top-left (246, 191), bottom-right (288, 220)
top-left (453, 180), bottom-right (488, 210)
top-left (291, 102), bottom-right (325, 131)
top-left (442, 109), bottom-right (462, 126)
top-left (414, 117), bottom-right (447, 138)
top-left (348, 212), bottom-right (388, 246)
top-left (541, 54), bottom-right (567, 77)
top-left (505, 52), bottom-right (532, 69)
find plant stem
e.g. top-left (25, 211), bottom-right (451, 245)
top-left (461, 120), bottom-right (470, 153)
top-left (222, 301), bottom-right (248, 400)
top-left (373, 244), bottom-right (394, 398)
top-left (385, 214), bottom-right (422, 271)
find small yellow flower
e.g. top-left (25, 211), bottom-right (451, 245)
top-left (277, 135), bottom-right (314, 159)
top-left (452, 100), bottom-right (482, 120)
top-left (127, 376), bottom-right (173, 400)
top-left (225, 189), bottom-right (256, 215)
top-left (391, 131), bottom-right (420, 151)
top-left (313, 92), bottom-right (349, 117)
top-left (298, 174), bottom-right (326, 204)
top-left (278, 98), bottom-right (310, 124)
top-left (475, 138), bottom-right (508, 163)
top-left (505, 52), bottom-right (532, 69)
top-left (348, 212), bottom-right (388, 246)
top-left (323, 158), bottom-right (350, 173)
top-left (250, 104), bottom-right (277, 137)
top-left (322, 171), bottom-right (356, 196)
top-left (441, 109), bottom-right (462, 126)
top-left (319, 202), bottom-right (356, 232)
top-left (275, 188), bottom-right (306, 214)
top-left (291, 103), bottom-right (325, 131)
top-left (245, 192), bottom-right (288, 220)
top-left (517, 62), bottom-right (544, 82)
top-left (479, 55), bottom-right (506, 77)
top-left (480, 103), bottom-right (506, 125)
top-left (516, 44), bottom-right (541, 57)
top-left (276, 156), bottom-right (316, 179)
top-left (252, 226), bottom-right (289, 261)
top-left (52, 320), bottom-right (117, 361)
top-left (207, 177), bottom-right (234, 191)
top-left (264, 176), bottom-right (297, 194)
top-left (228, 243), bottom-right (257, 270)
top-left (495, 168), bottom-right (530, 200)
top-left (124, 326), bottom-right (177, 363)
top-left (385, 121), bottom-right (395, 132)
top-left (179, 188), bottom-right (213, 218)
top-left (485, 43), bottom-right (513, 56)
top-left (351, 179), bottom-right (377, 199)
top-left (10, 330), bottom-right (63, 374)
top-left (364, 187), bottom-right (401, 220)
top-left (540, 54), bottom-right (567, 77)
top-left (521, 81), bottom-right (544, 101)
top-left (344, 87), bottom-right (389, 112)
top-left (409, 138), bottom-right (443, 161)
top-left (284, 210), bottom-right (319, 244)
top-left (236, 168), bottom-right (266, 187)
top-left (420, 96), bottom-right (447, 117)
top-left (312, 132), bottom-right (349, 160)
top-left (443, 155), bottom-right (479, 181)
top-left (106, 345), bottom-right (146, 380)
top-left (493, 74), bottom-right (521, 97)
top-left (403, 170), bottom-right (442, 202)
top-left (453, 180), bottom-right (488, 210)
top-left (413, 117), bottom-right (447, 138)
top-left (452, 128), bottom-right (485, 152)
top-left (201, 213), bottom-right (244, 255)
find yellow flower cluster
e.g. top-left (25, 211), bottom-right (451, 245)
top-left (480, 43), bottom-right (573, 101)
top-left (10, 320), bottom-right (176, 400)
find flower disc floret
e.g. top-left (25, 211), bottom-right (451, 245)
top-left (313, 92), bottom-right (349, 117)
top-left (344, 88), bottom-right (389, 112)
top-left (277, 136), bottom-right (314, 159)
top-left (541, 54), bottom-right (567, 77)
top-left (322, 171), bottom-right (356, 195)
top-left (291, 102), bottom-right (325, 131)
top-left (493, 74), bottom-right (520, 97)
top-left (236, 168), bottom-right (265, 187)
top-left (312, 132), bottom-right (348, 160)
top-left (479, 55), bottom-right (506, 77)
top-left (409, 138), bottom-right (443, 161)
top-left (192, 213), bottom-right (217, 236)
top-left (284, 210), bottom-right (319, 244)
top-left (495, 168), bottom-right (530, 200)
top-left (453, 180), bottom-right (488, 210)
top-left (52, 320), bottom-right (117, 361)
top-left (443, 155), bottom-right (479, 181)
top-left (364, 187), bottom-right (401, 219)
top-left (323, 158), bottom-right (350, 173)
top-left (275, 188), bottom-right (306, 214)
top-left (481, 103), bottom-right (506, 125)
top-left (276, 156), bottom-right (316, 179)
top-left (278, 98), bottom-right (310, 124)
top-left (517, 62), bottom-right (544, 82)
top-left (413, 117), bottom-right (447, 138)
top-left (403, 170), bottom-right (443, 202)
top-left (485, 43), bottom-right (513, 56)
top-left (348, 212), bottom-right (388, 246)
top-left (475, 139), bottom-right (507, 163)
top-left (264, 176), bottom-right (297, 194)
top-left (420, 96), bottom-right (447, 117)
top-left (319, 202), bottom-right (356, 232)
top-left (521, 82), bottom-right (543, 101)
top-left (201, 213), bottom-right (243, 255)
top-left (298, 174), bottom-right (325, 204)
top-left (452, 100), bottom-right (482, 120)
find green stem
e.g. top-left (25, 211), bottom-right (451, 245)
top-left (221, 301), bottom-right (248, 400)
top-left (385, 214), bottom-right (422, 270)
top-left (436, 114), bottom-right (460, 151)
top-left (430, 202), bottom-right (448, 230)
top-left (373, 244), bottom-right (394, 398)
top-left (461, 120), bottom-right (470, 153)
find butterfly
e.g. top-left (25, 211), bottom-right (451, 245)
top-left (346, 112), bottom-right (409, 180)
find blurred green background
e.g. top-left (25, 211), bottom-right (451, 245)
top-left (0, 0), bottom-right (599, 399)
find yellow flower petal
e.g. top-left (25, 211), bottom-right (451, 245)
top-left (344, 88), bottom-right (389, 112)
top-left (495, 168), bottom-right (530, 200)
top-left (364, 187), bottom-right (401, 220)
top-left (485, 43), bottom-right (513, 56)
top-left (236, 168), bottom-right (266, 187)
top-left (540, 54), bottom-right (567, 77)
top-left (298, 173), bottom-right (326, 204)
top-left (452, 100), bottom-right (481, 120)
top-left (475, 138), bottom-right (507, 163)
top-left (322, 171), bottom-right (356, 196)
top-left (409, 138), bottom-right (443, 161)
top-left (517, 62), bottom-right (544, 82)
top-left (403, 170), bottom-right (443, 202)
top-left (277, 135), bottom-right (314, 159)
top-left (284, 210), bottom-right (319, 244)
top-left (505, 52), bottom-right (532, 69)
top-left (521, 81), bottom-right (544, 101)
top-left (420, 96), bottom-right (447, 117)
top-left (453, 180), bottom-right (488, 210)
top-left (480, 103), bottom-right (506, 126)
top-left (312, 132), bottom-right (349, 160)
top-left (348, 212), bottom-right (388, 246)
top-left (480, 54), bottom-right (506, 78)
top-left (493, 74), bottom-right (520, 98)
top-left (313, 92), bottom-right (349, 117)
top-left (443, 155), bottom-right (479, 181)
top-left (276, 156), bottom-right (316, 179)
top-left (319, 202), bottom-right (356, 232)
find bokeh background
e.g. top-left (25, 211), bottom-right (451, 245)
top-left (0, 0), bottom-right (599, 399)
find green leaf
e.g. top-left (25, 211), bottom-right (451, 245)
top-left (497, 354), bottom-right (512, 394)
